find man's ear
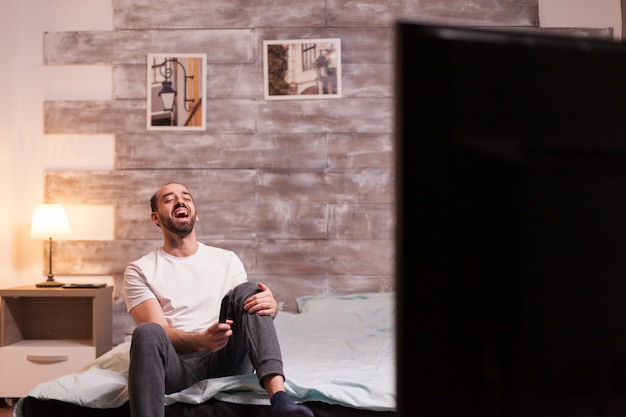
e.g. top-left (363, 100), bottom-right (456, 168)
top-left (151, 212), bottom-right (161, 228)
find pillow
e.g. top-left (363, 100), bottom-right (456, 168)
top-left (296, 291), bottom-right (394, 314)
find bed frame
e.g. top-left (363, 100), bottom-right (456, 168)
top-left (20, 397), bottom-right (396, 417)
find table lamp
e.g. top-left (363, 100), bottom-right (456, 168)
top-left (30, 204), bottom-right (71, 287)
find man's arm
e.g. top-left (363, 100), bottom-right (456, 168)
top-left (129, 298), bottom-right (232, 354)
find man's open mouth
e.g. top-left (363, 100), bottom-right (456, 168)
top-left (173, 207), bottom-right (189, 218)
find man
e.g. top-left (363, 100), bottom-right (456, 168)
top-left (123, 182), bottom-right (314, 417)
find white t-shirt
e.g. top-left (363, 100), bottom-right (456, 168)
top-left (123, 243), bottom-right (247, 333)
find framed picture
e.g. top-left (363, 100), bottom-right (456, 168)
top-left (147, 53), bottom-right (206, 131)
top-left (263, 38), bottom-right (342, 100)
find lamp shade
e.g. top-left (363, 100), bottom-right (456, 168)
top-left (30, 204), bottom-right (71, 239)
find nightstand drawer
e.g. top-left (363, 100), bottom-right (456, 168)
top-left (0, 340), bottom-right (95, 397)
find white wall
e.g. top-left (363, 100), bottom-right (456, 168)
top-left (0, 0), bottom-right (620, 289)
top-left (0, 0), bottom-right (115, 289)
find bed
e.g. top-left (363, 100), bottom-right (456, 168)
top-left (14, 292), bottom-right (396, 417)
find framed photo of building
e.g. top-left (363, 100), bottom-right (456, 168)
top-left (147, 53), bottom-right (206, 131)
top-left (263, 39), bottom-right (342, 100)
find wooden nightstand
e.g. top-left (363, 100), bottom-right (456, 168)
top-left (0, 285), bottom-right (113, 398)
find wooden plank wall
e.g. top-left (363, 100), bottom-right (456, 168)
top-left (41, 0), bottom-right (611, 345)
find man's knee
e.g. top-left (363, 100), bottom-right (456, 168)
top-left (231, 282), bottom-right (261, 303)
top-left (131, 322), bottom-right (166, 345)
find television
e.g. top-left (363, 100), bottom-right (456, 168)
top-left (396, 22), bottom-right (626, 417)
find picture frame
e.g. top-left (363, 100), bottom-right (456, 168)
top-left (263, 39), bottom-right (342, 100)
top-left (147, 53), bottom-right (206, 131)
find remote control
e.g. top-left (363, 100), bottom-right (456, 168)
top-left (219, 291), bottom-right (231, 323)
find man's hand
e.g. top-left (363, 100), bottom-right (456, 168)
top-left (243, 282), bottom-right (279, 318)
top-left (194, 320), bottom-right (233, 352)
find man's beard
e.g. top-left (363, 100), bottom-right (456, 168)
top-left (158, 211), bottom-right (196, 238)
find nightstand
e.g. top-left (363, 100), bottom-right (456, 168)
top-left (0, 285), bottom-right (113, 398)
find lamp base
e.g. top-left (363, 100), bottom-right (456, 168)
top-left (36, 277), bottom-right (64, 288)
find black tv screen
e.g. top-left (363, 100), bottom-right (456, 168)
top-left (396, 22), bottom-right (626, 417)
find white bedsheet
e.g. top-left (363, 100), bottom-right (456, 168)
top-left (14, 292), bottom-right (396, 415)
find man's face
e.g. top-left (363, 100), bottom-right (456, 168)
top-left (153, 183), bottom-right (197, 237)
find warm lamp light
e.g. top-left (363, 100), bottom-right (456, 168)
top-left (30, 204), bottom-right (71, 287)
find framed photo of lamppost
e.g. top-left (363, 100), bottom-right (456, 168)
top-left (147, 53), bottom-right (206, 131)
top-left (263, 38), bottom-right (342, 100)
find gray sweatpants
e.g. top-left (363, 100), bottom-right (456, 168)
top-left (127, 281), bottom-right (285, 417)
